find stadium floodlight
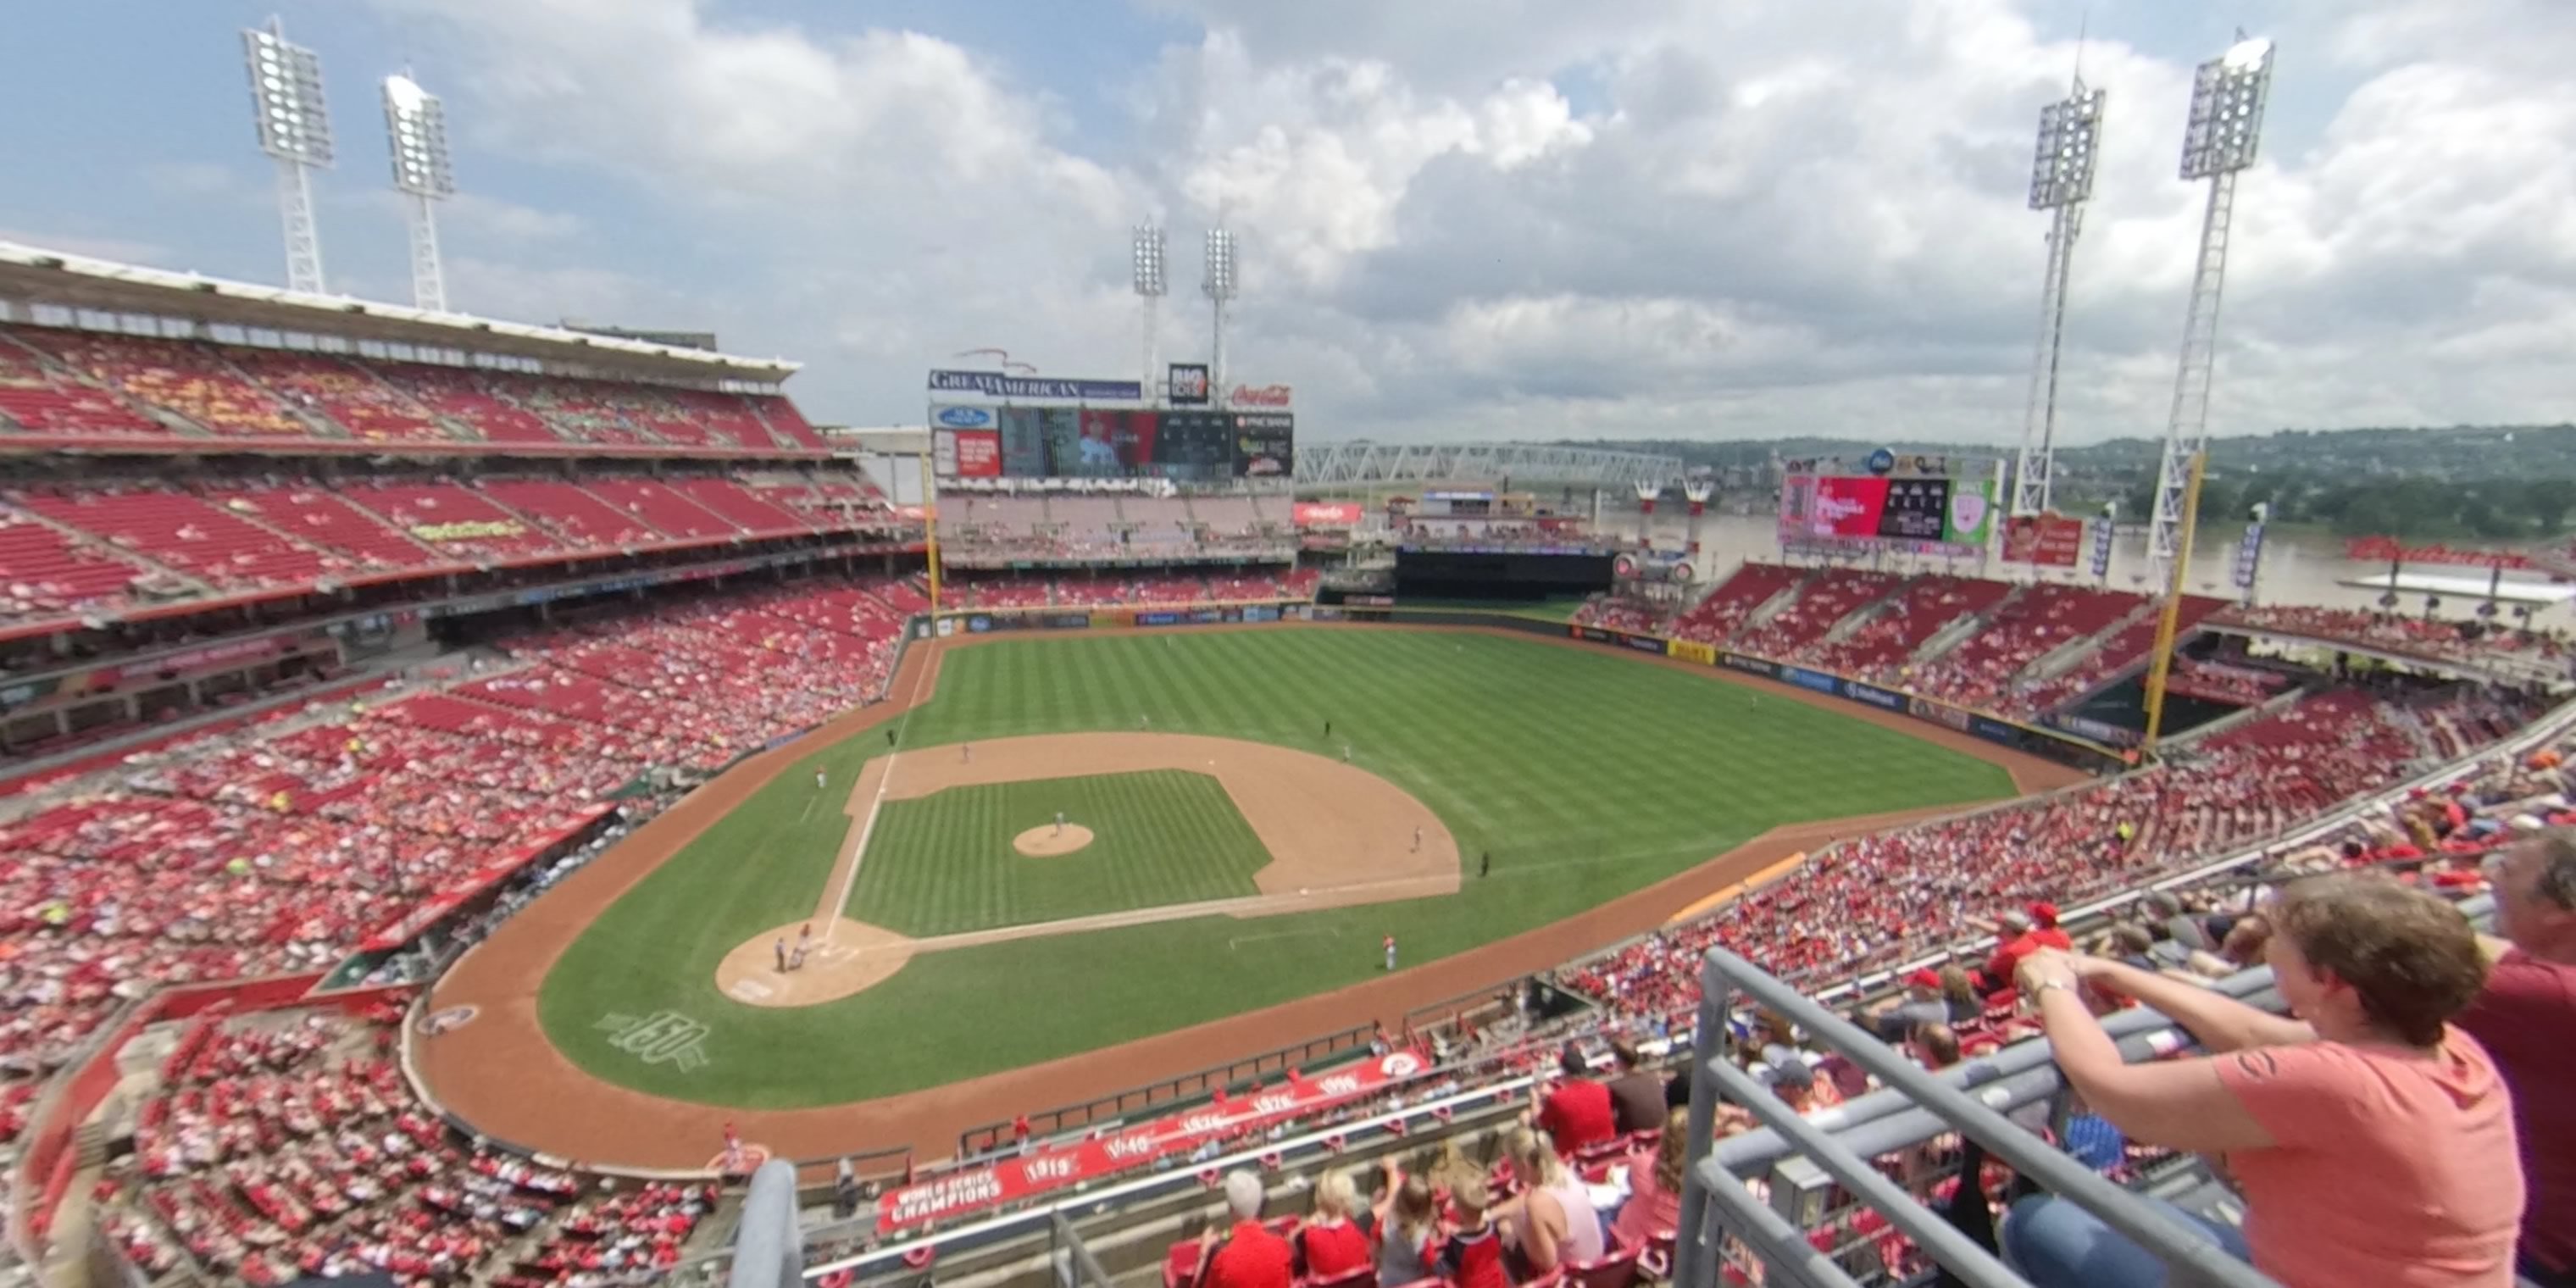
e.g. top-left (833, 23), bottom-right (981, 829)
top-left (2148, 33), bottom-right (2277, 591)
top-left (2011, 81), bottom-right (2106, 519)
top-left (242, 16), bottom-right (333, 293)
top-left (1202, 225), bottom-right (1238, 408)
top-left (2179, 37), bottom-right (2275, 180)
top-left (1133, 224), bottom-right (1167, 402)
top-left (382, 72), bottom-right (456, 312)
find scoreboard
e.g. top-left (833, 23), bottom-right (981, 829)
top-left (1777, 467), bottom-right (2001, 557)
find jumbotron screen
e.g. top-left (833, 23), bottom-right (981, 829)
top-left (1776, 473), bottom-right (1996, 552)
top-left (933, 408), bottom-right (1291, 480)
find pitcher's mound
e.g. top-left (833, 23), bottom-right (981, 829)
top-left (715, 919), bottom-right (918, 1008)
top-left (1014, 824), bottom-right (1095, 857)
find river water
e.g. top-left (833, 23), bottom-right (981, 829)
top-left (1607, 511), bottom-right (2556, 620)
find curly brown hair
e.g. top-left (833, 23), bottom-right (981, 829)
top-left (2268, 874), bottom-right (2485, 1046)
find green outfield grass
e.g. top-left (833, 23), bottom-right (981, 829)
top-left (538, 626), bottom-right (2018, 1108)
top-left (848, 770), bottom-right (1269, 937)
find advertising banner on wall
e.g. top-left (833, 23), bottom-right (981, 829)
top-left (1941, 478), bottom-right (1996, 547)
top-left (1908, 695), bottom-right (1973, 732)
top-left (1841, 680), bottom-right (1906, 711)
top-left (928, 369), bottom-right (1142, 400)
top-left (951, 429), bottom-right (1002, 478)
top-left (2001, 512), bottom-right (2085, 566)
top-left (1779, 665), bottom-right (1843, 695)
top-left (931, 405), bottom-right (997, 433)
top-left (1668, 639), bottom-right (1717, 666)
top-left (1719, 653), bottom-right (1777, 679)
top-left (931, 428), bottom-right (959, 477)
top-left (876, 1050), bottom-right (1426, 1233)
top-left (1292, 502), bottom-right (1364, 528)
top-left (1168, 363), bottom-right (1211, 405)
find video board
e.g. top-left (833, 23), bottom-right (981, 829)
top-left (1777, 473), bottom-right (1997, 555)
top-left (933, 408), bottom-right (1291, 480)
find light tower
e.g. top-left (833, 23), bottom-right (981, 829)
top-left (242, 17), bottom-right (334, 294)
top-left (2011, 79), bottom-right (2106, 517)
top-left (2146, 35), bottom-right (2275, 590)
top-left (1132, 225), bottom-right (1167, 402)
top-left (382, 73), bottom-right (457, 313)
top-left (1202, 225), bottom-right (1238, 408)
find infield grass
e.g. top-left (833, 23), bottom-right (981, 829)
top-left (539, 626), bottom-right (2017, 1108)
top-left (849, 770), bottom-right (1269, 937)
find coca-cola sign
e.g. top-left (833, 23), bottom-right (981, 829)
top-left (1230, 383), bottom-right (1292, 407)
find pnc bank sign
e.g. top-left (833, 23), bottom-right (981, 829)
top-left (1230, 384), bottom-right (1293, 408)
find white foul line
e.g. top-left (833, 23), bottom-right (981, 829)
top-left (822, 641), bottom-right (938, 941)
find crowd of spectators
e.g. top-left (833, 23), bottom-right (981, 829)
top-left (942, 570), bottom-right (1317, 612)
top-left (0, 577), bottom-right (916, 1081)
top-left (1569, 596), bottom-right (1669, 636)
top-left (0, 322), bottom-right (830, 452)
top-left (97, 1000), bottom-right (718, 1285)
top-left (0, 467), bottom-right (902, 631)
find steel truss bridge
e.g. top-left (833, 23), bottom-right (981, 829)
top-left (1294, 441), bottom-right (1687, 491)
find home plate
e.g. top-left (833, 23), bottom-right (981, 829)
top-left (730, 978), bottom-right (776, 1002)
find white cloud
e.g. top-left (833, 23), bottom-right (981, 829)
top-left (345, 0), bottom-right (2574, 444)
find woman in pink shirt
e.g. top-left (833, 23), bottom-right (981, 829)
top-left (2003, 874), bottom-right (2523, 1288)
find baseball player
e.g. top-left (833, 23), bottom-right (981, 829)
top-left (774, 938), bottom-right (787, 973)
top-left (962, 742), bottom-right (973, 763)
top-left (886, 729), bottom-right (897, 747)
top-left (1383, 935), bottom-right (1397, 972)
top-left (815, 769), bottom-right (827, 791)
top-left (1411, 825), bottom-right (1423, 854)
top-left (1055, 810), bottom-right (1068, 836)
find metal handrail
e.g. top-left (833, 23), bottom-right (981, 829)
top-left (1675, 947), bottom-right (2281, 1288)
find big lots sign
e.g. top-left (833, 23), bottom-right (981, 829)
top-left (874, 1049), bottom-right (1423, 1233)
top-left (1230, 384), bottom-right (1293, 408)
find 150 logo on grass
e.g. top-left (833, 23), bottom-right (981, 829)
top-left (597, 1010), bottom-right (712, 1073)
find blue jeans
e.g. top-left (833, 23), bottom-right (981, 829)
top-left (2001, 1194), bottom-right (2252, 1288)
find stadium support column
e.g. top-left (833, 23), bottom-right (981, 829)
top-left (2013, 80), bottom-right (2105, 518)
top-left (2149, 36), bottom-right (2274, 592)
top-left (2141, 449), bottom-right (2207, 753)
top-left (1684, 481), bottom-right (1713, 556)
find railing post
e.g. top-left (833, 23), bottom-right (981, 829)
top-left (1673, 963), bottom-right (1731, 1288)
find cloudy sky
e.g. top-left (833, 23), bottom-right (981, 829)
top-left (3, 0), bottom-right (2570, 444)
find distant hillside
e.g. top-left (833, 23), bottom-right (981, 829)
top-left (1570, 425), bottom-right (2576, 541)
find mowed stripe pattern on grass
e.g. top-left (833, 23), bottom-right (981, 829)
top-left (847, 770), bottom-right (1269, 937)
top-left (539, 628), bottom-right (2020, 1106)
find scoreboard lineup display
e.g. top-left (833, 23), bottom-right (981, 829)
top-left (1777, 469), bottom-right (2000, 556)
top-left (934, 407), bottom-right (1291, 481)
top-left (1876, 478), bottom-right (1950, 540)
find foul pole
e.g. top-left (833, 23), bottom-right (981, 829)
top-left (2140, 450), bottom-right (2207, 752)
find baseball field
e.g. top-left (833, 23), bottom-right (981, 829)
top-left (420, 625), bottom-right (2066, 1167)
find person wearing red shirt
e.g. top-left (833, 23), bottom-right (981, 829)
top-left (2457, 834), bottom-right (2576, 1288)
top-left (2027, 902), bottom-right (2073, 951)
top-left (1196, 1172), bottom-right (1292, 1288)
top-left (1535, 1046), bottom-right (1617, 1154)
top-left (1292, 1172), bottom-right (1372, 1280)
top-left (1979, 908), bottom-right (2043, 994)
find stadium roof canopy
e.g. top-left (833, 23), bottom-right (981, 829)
top-left (0, 240), bottom-right (799, 385)
top-left (1296, 441), bottom-right (1687, 490)
top-left (2337, 570), bottom-right (2576, 606)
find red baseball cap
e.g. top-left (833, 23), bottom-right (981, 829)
top-left (1905, 969), bottom-right (1942, 990)
top-left (2026, 902), bottom-right (2060, 927)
